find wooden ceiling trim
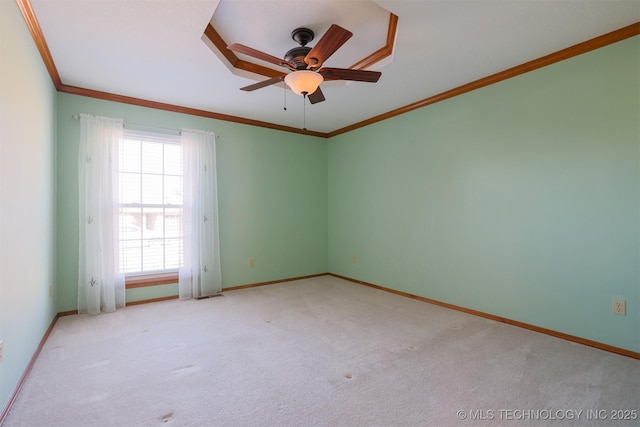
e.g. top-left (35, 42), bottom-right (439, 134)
top-left (16, 0), bottom-right (62, 89)
top-left (329, 21), bottom-right (640, 138)
top-left (203, 24), bottom-right (285, 79)
top-left (350, 13), bottom-right (398, 70)
top-left (203, 23), bottom-right (239, 67)
top-left (15, 0), bottom-right (639, 138)
top-left (204, 15), bottom-right (397, 78)
top-left (16, 0), bottom-right (323, 137)
top-left (58, 83), bottom-right (328, 138)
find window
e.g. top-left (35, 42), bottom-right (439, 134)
top-left (118, 130), bottom-right (183, 278)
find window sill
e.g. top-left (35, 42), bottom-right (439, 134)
top-left (125, 272), bottom-right (179, 289)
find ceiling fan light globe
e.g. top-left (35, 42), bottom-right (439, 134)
top-left (284, 70), bottom-right (324, 96)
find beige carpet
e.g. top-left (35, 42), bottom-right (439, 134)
top-left (4, 275), bottom-right (639, 426)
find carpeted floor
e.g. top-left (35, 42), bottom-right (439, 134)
top-left (4, 275), bottom-right (639, 426)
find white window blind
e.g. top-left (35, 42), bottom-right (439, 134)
top-left (118, 130), bottom-right (183, 274)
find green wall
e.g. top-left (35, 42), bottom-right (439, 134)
top-left (0, 0), bottom-right (58, 411)
top-left (328, 36), bottom-right (640, 352)
top-left (55, 94), bottom-right (328, 312)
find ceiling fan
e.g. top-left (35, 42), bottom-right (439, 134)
top-left (227, 24), bottom-right (382, 104)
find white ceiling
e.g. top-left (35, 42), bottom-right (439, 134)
top-left (29, 0), bottom-right (640, 134)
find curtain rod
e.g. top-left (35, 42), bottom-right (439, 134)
top-left (71, 114), bottom-right (182, 136)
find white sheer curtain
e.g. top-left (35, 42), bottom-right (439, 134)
top-left (179, 129), bottom-right (221, 299)
top-left (77, 114), bottom-right (125, 314)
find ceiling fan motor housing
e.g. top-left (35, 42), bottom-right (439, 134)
top-left (284, 46), bottom-right (312, 70)
top-left (286, 28), bottom-right (315, 70)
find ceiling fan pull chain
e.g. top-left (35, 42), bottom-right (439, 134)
top-left (303, 93), bottom-right (307, 130)
top-left (283, 83), bottom-right (287, 111)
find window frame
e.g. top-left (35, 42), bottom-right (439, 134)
top-left (118, 129), bottom-right (183, 288)
top-left (125, 271), bottom-right (179, 289)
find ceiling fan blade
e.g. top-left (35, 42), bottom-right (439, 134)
top-left (240, 76), bottom-right (284, 91)
top-left (319, 68), bottom-right (381, 83)
top-left (227, 43), bottom-right (293, 68)
top-left (304, 24), bottom-right (352, 68)
top-left (307, 87), bottom-right (325, 104)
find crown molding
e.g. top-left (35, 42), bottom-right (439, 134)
top-left (203, 23), bottom-right (286, 79)
top-left (58, 83), bottom-right (327, 138)
top-left (350, 13), bottom-right (398, 70)
top-left (328, 21), bottom-right (640, 137)
top-left (16, 0), bottom-right (62, 89)
top-left (15, 0), bottom-right (639, 138)
top-left (202, 13), bottom-right (398, 80)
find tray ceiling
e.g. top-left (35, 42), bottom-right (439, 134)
top-left (25, 0), bottom-right (640, 135)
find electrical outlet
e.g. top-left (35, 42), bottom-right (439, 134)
top-left (352, 255), bottom-right (357, 264)
top-left (612, 298), bottom-right (626, 316)
top-left (248, 258), bottom-right (254, 268)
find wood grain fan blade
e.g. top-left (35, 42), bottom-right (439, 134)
top-left (307, 87), bottom-right (325, 104)
top-left (319, 68), bottom-right (381, 82)
top-left (240, 76), bottom-right (284, 91)
top-left (304, 24), bottom-right (352, 68)
top-left (227, 43), bottom-right (293, 68)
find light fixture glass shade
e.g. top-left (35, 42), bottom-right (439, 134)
top-left (284, 70), bottom-right (324, 96)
